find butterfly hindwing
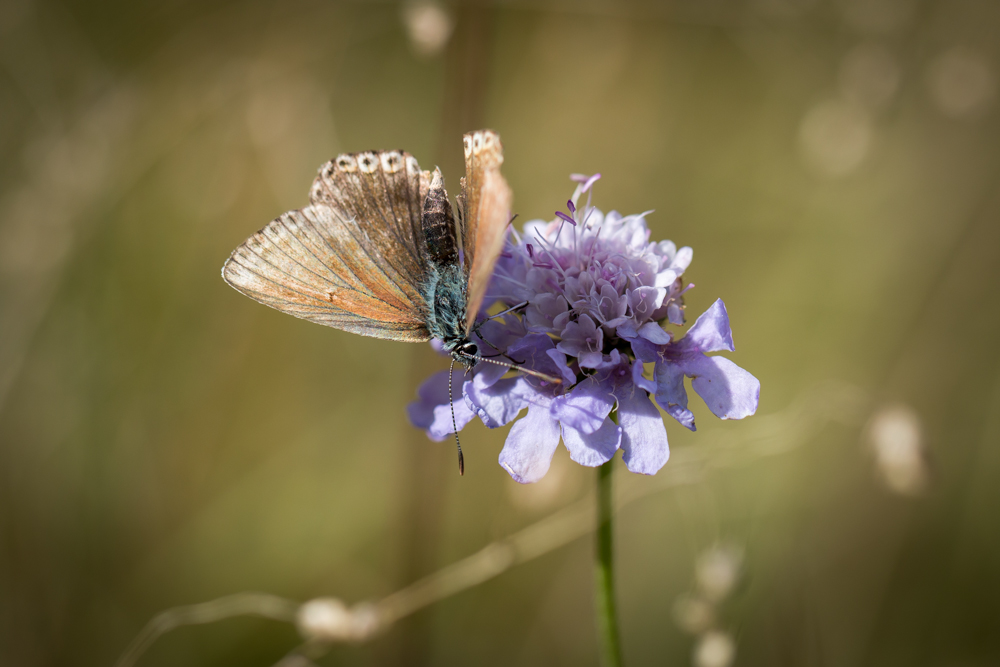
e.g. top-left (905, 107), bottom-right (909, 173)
top-left (222, 150), bottom-right (433, 342)
top-left (457, 130), bottom-right (513, 333)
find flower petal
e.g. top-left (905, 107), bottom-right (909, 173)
top-left (653, 360), bottom-right (696, 431)
top-left (578, 351), bottom-right (607, 369)
top-left (551, 377), bottom-right (615, 434)
top-left (632, 359), bottom-right (656, 394)
top-left (638, 321), bottom-right (672, 344)
top-left (472, 358), bottom-right (510, 387)
top-left (407, 369), bottom-right (477, 440)
top-left (685, 354), bottom-right (760, 421)
top-left (544, 348), bottom-right (577, 384)
top-left (680, 299), bottom-right (734, 353)
top-left (671, 246), bottom-right (693, 272)
top-left (562, 418), bottom-right (621, 467)
top-left (616, 320), bottom-right (639, 340)
top-left (428, 399), bottom-right (477, 441)
top-left (508, 334), bottom-right (573, 388)
top-left (464, 376), bottom-right (532, 428)
top-left (498, 401), bottom-right (562, 483)
top-left (615, 384), bottom-right (670, 475)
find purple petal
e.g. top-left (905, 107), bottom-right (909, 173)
top-left (617, 322), bottom-right (639, 341)
top-left (551, 377), bottom-right (615, 434)
top-left (464, 376), bottom-right (533, 428)
top-left (470, 356), bottom-right (510, 388)
top-left (428, 398), bottom-right (477, 440)
top-left (508, 334), bottom-right (573, 389)
top-left (667, 302), bottom-right (685, 326)
top-left (544, 348), bottom-right (578, 384)
top-left (615, 383), bottom-right (669, 475)
top-left (671, 246), bottom-right (693, 272)
top-left (653, 361), bottom-right (696, 431)
top-left (679, 299), bottom-right (734, 353)
top-left (578, 351), bottom-right (606, 369)
top-left (684, 354), bottom-right (760, 421)
top-left (562, 418), bottom-right (621, 467)
top-left (638, 321), bottom-right (672, 344)
top-left (628, 336), bottom-right (662, 364)
top-left (632, 359), bottom-right (656, 394)
top-left (407, 370), bottom-right (476, 440)
top-left (498, 401), bottom-right (562, 484)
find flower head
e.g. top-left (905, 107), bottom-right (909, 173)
top-left (409, 175), bottom-right (759, 483)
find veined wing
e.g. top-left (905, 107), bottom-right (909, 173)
top-left (222, 150), bottom-right (433, 342)
top-left (456, 129), bottom-right (513, 333)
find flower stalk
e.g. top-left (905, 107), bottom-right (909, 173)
top-left (595, 435), bottom-right (623, 667)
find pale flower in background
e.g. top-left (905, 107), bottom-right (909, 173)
top-left (838, 0), bottom-right (915, 34)
top-left (674, 543), bottom-right (745, 666)
top-left (927, 47), bottom-right (995, 119)
top-left (296, 598), bottom-right (379, 643)
top-left (402, 1), bottom-right (454, 57)
top-left (695, 544), bottom-right (744, 602)
top-left (694, 630), bottom-right (737, 667)
top-left (839, 42), bottom-right (901, 110)
top-left (672, 593), bottom-right (716, 634)
top-left (799, 98), bottom-right (873, 176)
top-left (867, 403), bottom-right (928, 495)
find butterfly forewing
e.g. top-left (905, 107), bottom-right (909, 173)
top-left (457, 130), bottom-right (513, 332)
top-left (222, 150), bottom-right (433, 342)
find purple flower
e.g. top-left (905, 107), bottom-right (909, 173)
top-left (628, 299), bottom-right (760, 431)
top-left (408, 175), bottom-right (759, 483)
top-left (556, 314), bottom-right (604, 368)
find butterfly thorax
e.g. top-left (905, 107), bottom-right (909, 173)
top-left (424, 263), bottom-right (476, 366)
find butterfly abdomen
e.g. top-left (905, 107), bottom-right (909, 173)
top-left (422, 169), bottom-right (460, 267)
top-left (420, 168), bottom-right (471, 357)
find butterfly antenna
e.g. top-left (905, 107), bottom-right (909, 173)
top-left (466, 354), bottom-right (563, 385)
top-left (449, 357), bottom-right (464, 476)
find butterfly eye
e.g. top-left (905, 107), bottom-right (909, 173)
top-left (459, 342), bottom-right (479, 357)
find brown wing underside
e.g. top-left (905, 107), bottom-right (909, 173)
top-left (222, 150), bottom-right (433, 342)
top-left (456, 129), bottom-right (513, 333)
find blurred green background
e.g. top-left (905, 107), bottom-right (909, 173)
top-left (2, 0), bottom-right (999, 665)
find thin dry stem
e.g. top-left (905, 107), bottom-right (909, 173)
top-left (116, 382), bottom-right (867, 667)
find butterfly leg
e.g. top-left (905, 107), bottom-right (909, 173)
top-left (475, 332), bottom-right (527, 365)
top-left (475, 301), bottom-right (529, 328)
top-left (471, 300), bottom-right (530, 361)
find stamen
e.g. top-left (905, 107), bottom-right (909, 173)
top-left (570, 172), bottom-right (602, 193)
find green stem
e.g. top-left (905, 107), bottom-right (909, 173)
top-left (595, 447), bottom-right (623, 666)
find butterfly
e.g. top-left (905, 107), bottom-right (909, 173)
top-left (222, 129), bottom-right (557, 473)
